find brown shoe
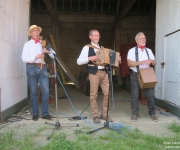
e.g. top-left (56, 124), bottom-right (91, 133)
top-left (100, 115), bottom-right (113, 122)
top-left (93, 116), bottom-right (101, 123)
top-left (149, 115), bottom-right (158, 122)
top-left (131, 115), bottom-right (138, 122)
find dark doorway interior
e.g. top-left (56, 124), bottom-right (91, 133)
top-left (30, 0), bottom-right (156, 82)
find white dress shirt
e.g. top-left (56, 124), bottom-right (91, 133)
top-left (77, 42), bottom-right (104, 69)
top-left (127, 47), bottom-right (155, 72)
top-left (21, 39), bottom-right (54, 63)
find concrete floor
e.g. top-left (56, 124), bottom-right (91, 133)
top-left (1, 84), bottom-right (180, 146)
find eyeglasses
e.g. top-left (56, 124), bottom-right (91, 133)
top-left (139, 38), bottom-right (146, 40)
top-left (91, 35), bottom-right (101, 37)
top-left (32, 30), bottom-right (40, 32)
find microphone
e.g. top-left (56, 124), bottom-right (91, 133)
top-left (46, 43), bottom-right (56, 56)
top-left (109, 49), bottom-right (114, 57)
top-left (108, 49), bottom-right (116, 65)
top-left (50, 48), bottom-right (56, 56)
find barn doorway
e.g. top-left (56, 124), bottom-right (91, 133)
top-left (30, 0), bottom-right (156, 85)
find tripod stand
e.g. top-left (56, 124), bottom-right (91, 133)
top-left (45, 49), bottom-right (79, 140)
top-left (87, 62), bottom-right (114, 134)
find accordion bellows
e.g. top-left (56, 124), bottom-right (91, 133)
top-left (96, 47), bottom-right (120, 67)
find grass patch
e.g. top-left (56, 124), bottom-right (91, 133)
top-left (0, 123), bottom-right (180, 150)
top-left (0, 126), bottom-right (48, 150)
top-left (168, 122), bottom-right (180, 134)
top-left (0, 130), bottom-right (17, 150)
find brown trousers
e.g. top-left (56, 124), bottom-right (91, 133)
top-left (89, 70), bottom-right (109, 117)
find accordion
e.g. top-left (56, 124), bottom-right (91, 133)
top-left (95, 47), bottom-right (120, 67)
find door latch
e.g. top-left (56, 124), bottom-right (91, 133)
top-left (161, 62), bottom-right (165, 68)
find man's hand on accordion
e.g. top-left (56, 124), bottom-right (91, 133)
top-left (88, 55), bottom-right (99, 61)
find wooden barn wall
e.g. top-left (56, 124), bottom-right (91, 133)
top-left (156, 0), bottom-right (180, 105)
top-left (31, 13), bottom-right (155, 81)
top-left (0, 0), bottom-right (30, 114)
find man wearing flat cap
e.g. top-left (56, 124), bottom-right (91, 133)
top-left (21, 25), bottom-right (54, 121)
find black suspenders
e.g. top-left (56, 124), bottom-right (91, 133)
top-left (135, 46), bottom-right (150, 72)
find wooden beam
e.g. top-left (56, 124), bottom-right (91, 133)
top-left (38, 0), bottom-right (42, 12)
top-left (43, 0), bottom-right (58, 21)
top-left (54, 0), bottom-right (57, 12)
top-left (136, 0), bottom-right (141, 14)
top-left (86, 0), bottom-right (88, 12)
top-left (117, 0), bottom-right (137, 22)
top-left (143, 0), bottom-right (148, 13)
top-left (149, 0), bottom-right (156, 23)
top-left (94, 0), bottom-right (96, 12)
top-left (78, 0), bottom-right (80, 12)
top-left (108, 0), bottom-right (111, 13)
top-left (70, 0), bottom-right (72, 12)
top-left (49, 34), bottom-right (81, 89)
top-left (101, 0), bottom-right (104, 13)
top-left (62, 0), bottom-right (65, 11)
top-left (149, 0), bottom-right (156, 15)
top-left (117, 27), bottom-right (155, 30)
top-left (121, 0), bottom-right (124, 6)
top-left (55, 54), bottom-right (81, 89)
top-left (116, 0), bottom-right (120, 15)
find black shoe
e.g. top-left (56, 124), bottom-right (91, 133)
top-left (32, 115), bottom-right (38, 121)
top-left (42, 114), bottom-right (52, 120)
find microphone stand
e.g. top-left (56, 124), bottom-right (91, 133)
top-left (47, 44), bottom-right (87, 121)
top-left (86, 54), bottom-right (114, 134)
top-left (45, 46), bottom-right (79, 140)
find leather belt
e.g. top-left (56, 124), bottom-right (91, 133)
top-left (88, 64), bottom-right (95, 66)
top-left (27, 63), bottom-right (46, 66)
top-left (129, 69), bottom-right (137, 74)
top-left (98, 69), bottom-right (105, 71)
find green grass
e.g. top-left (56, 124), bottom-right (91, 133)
top-left (38, 127), bottom-right (179, 150)
top-left (168, 122), bottom-right (180, 134)
top-left (0, 123), bottom-right (180, 150)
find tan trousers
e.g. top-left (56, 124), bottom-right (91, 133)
top-left (89, 70), bottom-right (109, 117)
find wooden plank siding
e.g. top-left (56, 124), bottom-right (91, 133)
top-left (156, 0), bottom-right (180, 106)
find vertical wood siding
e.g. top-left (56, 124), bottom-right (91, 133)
top-left (156, 0), bottom-right (180, 105)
